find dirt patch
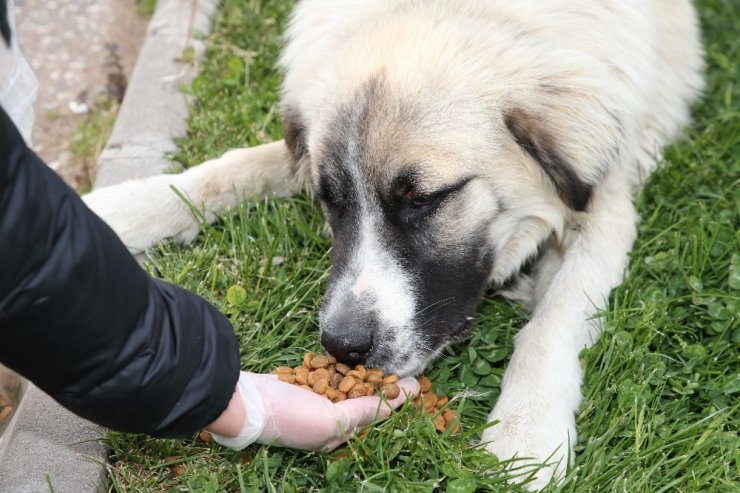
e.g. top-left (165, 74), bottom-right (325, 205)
top-left (14, 0), bottom-right (150, 190)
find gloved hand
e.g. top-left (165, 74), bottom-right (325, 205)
top-left (212, 371), bottom-right (420, 451)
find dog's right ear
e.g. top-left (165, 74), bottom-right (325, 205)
top-left (283, 105), bottom-right (308, 163)
top-left (504, 108), bottom-right (594, 212)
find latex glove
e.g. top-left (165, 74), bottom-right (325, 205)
top-left (212, 371), bottom-right (420, 451)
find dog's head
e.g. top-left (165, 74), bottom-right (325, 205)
top-left (281, 24), bottom-right (617, 375)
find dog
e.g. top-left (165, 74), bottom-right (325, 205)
top-left (84, 0), bottom-right (704, 487)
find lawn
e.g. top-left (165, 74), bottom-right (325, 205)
top-left (106, 0), bottom-right (739, 491)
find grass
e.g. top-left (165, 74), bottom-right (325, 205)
top-left (135, 0), bottom-right (157, 17)
top-left (69, 97), bottom-right (119, 192)
top-left (105, 0), bottom-right (739, 491)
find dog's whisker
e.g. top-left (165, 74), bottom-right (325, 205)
top-left (414, 297), bottom-right (455, 317)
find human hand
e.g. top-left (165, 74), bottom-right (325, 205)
top-left (211, 371), bottom-right (420, 451)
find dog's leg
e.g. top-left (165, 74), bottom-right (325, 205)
top-left (482, 175), bottom-right (638, 489)
top-left (83, 140), bottom-right (298, 253)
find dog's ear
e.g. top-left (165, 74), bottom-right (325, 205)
top-left (505, 108), bottom-right (593, 212)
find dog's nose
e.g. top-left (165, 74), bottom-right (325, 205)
top-left (321, 329), bottom-right (373, 366)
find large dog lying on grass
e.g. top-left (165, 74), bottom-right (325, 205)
top-left (84, 0), bottom-right (703, 487)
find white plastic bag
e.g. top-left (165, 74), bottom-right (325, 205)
top-left (0, 0), bottom-right (38, 145)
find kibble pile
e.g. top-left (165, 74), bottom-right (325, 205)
top-left (273, 353), bottom-right (460, 433)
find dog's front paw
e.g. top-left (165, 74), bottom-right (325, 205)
top-left (481, 391), bottom-right (577, 490)
top-left (83, 175), bottom-right (201, 254)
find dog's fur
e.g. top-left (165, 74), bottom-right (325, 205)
top-left (84, 0), bottom-right (703, 487)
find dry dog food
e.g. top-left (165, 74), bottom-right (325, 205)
top-left (412, 378), bottom-right (461, 434)
top-left (272, 353), bottom-right (460, 433)
top-left (272, 352), bottom-right (401, 402)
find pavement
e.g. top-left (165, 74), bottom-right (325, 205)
top-left (0, 0), bottom-right (217, 491)
top-left (15, 0), bottom-right (148, 189)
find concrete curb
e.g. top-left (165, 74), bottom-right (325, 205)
top-left (96, 0), bottom-right (218, 187)
top-left (0, 1), bottom-right (217, 491)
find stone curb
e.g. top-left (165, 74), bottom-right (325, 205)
top-left (0, 1), bottom-right (217, 491)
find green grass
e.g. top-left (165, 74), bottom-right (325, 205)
top-left (135, 0), bottom-right (157, 17)
top-left (106, 0), bottom-right (739, 491)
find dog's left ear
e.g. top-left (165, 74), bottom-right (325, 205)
top-left (505, 108), bottom-right (593, 212)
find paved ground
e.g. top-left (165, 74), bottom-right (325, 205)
top-left (14, 0), bottom-right (149, 189)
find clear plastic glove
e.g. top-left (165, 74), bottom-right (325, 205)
top-left (212, 371), bottom-right (420, 451)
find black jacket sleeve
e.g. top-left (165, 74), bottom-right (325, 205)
top-left (0, 105), bottom-right (240, 438)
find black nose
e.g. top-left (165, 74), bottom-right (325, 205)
top-left (321, 330), bottom-right (373, 366)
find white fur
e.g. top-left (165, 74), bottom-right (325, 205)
top-left (85, 0), bottom-right (703, 488)
top-left (321, 216), bottom-right (417, 331)
top-left (84, 141), bottom-right (296, 253)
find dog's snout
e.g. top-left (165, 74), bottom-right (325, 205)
top-left (321, 326), bottom-right (373, 366)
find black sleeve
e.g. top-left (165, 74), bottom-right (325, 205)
top-left (0, 106), bottom-right (240, 438)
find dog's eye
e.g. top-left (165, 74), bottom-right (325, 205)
top-left (401, 177), bottom-right (474, 219)
top-left (405, 190), bottom-right (433, 208)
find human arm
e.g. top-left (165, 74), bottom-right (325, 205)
top-left (0, 104), bottom-right (419, 446)
top-left (0, 105), bottom-right (240, 438)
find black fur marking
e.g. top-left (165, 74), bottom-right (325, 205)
top-left (505, 109), bottom-right (592, 211)
top-left (282, 105), bottom-right (308, 162)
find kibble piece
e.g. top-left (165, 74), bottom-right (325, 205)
top-left (327, 355), bottom-right (337, 365)
top-left (433, 414), bottom-right (447, 433)
top-left (307, 371), bottom-right (318, 386)
top-left (382, 374), bottom-right (399, 384)
top-left (366, 368), bottom-right (383, 379)
top-left (300, 384), bottom-right (312, 391)
top-left (313, 368), bottom-right (330, 381)
top-left (274, 366), bottom-right (293, 375)
top-left (295, 367), bottom-right (309, 385)
top-left (366, 373), bottom-right (382, 386)
top-left (170, 464), bottom-right (186, 477)
top-left (418, 376), bottom-right (432, 393)
top-left (310, 355), bottom-right (330, 369)
top-left (346, 370), bottom-right (364, 380)
top-left (365, 384), bottom-right (375, 396)
top-left (437, 396), bottom-right (449, 407)
top-left (442, 408), bottom-right (457, 424)
top-left (330, 372), bottom-right (343, 389)
top-left (313, 378), bottom-right (329, 395)
top-left (335, 391), bottom-right (347, 402)
top-left (339, 376), bottom-right (357, 393)
top-left (335, 362), bottom-right (351, 375)
top-left (380, 383), bottom-right (401, 399)
top-left (423, 392), bottom-right (438, 409)
top-left (325, 387), bottom-right (338, 401)
top-left (348, 386), bottom-right (366, 399)
top-left (277, 373), bottom-right (296, 384)
top-left (198, 431), bottom-right (213, 444)
top-left (303, 353), bottom-right (315, 368)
